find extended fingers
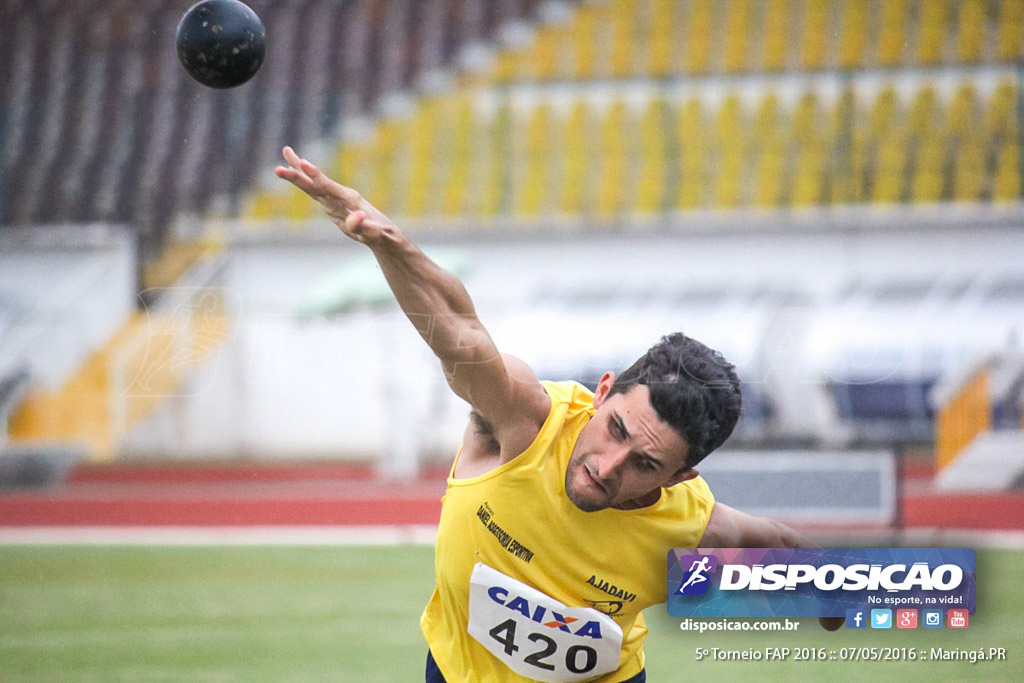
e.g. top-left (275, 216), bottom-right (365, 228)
top-left (282, 145), bottom-right (303, 169)
top-left (276, 147), bottom-right (327, 198)
top-left (281, 147), bottom-right (333, 190)
top-left (277, 147), bottom-right (371, 223)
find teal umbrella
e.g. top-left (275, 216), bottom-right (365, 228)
top-left (297, 247), bottom-right (474, 317)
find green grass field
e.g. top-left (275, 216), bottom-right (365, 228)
top-left (0, 545), bottom-right (1019, 682)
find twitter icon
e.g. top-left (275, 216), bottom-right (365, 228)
top-left (871, 609), bottom-right (892, 629)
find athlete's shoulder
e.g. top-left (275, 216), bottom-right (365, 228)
top-left (541, 379), bottom-right (595, 411)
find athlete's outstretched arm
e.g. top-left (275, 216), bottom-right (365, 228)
top-left (700, 503), bottom-right (844, 631)
top-left (700, 503), bottom-right (810, 548)
top-left (275, 147), bottom-right (549, 457)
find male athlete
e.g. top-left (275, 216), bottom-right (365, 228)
top-left (276, 147), bottom-right (839, 683)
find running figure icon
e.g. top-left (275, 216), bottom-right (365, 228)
top-left (677, 556), bottom-right (713, 594)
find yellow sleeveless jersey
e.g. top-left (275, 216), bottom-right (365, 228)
top-left (421, 381), bottom-right (715, 682)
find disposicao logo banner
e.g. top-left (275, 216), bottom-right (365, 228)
top-left (667, 548), bottom-right (976, 618)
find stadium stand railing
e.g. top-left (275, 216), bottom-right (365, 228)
top-left (7, 247), bottom-right (232, 461)
top-left (933, 360), bottom-right (992, 472)
top-left (931, 347), bottom-right (1024, 490)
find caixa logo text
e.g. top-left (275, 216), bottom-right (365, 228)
top-left (718, 562), bottom-right (964, 592)
top-left (487, 586), bottom-right (605, 639)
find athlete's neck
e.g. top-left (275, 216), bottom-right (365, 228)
top-left (613, 488), bottom-right (662, 510)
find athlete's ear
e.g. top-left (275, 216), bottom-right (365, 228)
top-left (664, 467), bottom-right (699, 488)
top-left (592, 372), bottom-right (616, 408)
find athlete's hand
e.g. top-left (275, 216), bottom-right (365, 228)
top-left (275, 146), bottom-right (397, 246)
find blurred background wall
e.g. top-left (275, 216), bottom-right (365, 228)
top-left (2, 0), bottom-right (1022, 492)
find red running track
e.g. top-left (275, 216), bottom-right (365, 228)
top-left (0, 462), bottom-right (445, 527)
top-left (1, 460), bottom-right (1022, 530)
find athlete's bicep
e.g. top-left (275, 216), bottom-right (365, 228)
top-left (444, 353), bottom-right (550, 461)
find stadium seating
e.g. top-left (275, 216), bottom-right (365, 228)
top-left (2, 0), bottom-right (1022, 463)
top-left (236, 0), bottom-right (1022, 223)
top-left (3, 0), bottom-right (1020, 238)
top-left (1, 0), bottom-right (548, 244)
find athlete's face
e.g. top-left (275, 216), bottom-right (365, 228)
top-left (565, 373), bottom-right (698, 512)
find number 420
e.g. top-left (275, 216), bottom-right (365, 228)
top-left (489, 618), bottom-right (599, 675)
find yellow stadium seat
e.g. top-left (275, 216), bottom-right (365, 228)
top-left (285, 185), bottom-right (316, 220)
top-left (561, 101), bottom-right (592, 214)
top-left (946, 84), bottom-right (978, 139)
top-left (596, 100), bottom-right (630, 217)
top-left (868, 86), bottom-right (898, 137)
top-left (849, 127), bottom-right (872, 203)
top-left (481, 104), bottom-right (512, 217)
top-left (800, 0), bottom-right (829, 70)
top-left (754, 135), bottom-right (786, 207)
top-left (873, 130), bottom-right (908, 203)
top-left (648, 0), bottom-right (677, 77)
top-left (761, 0), bottom-right (789, 72)
top-left (911, 135), bottom-right (946, 203)
top-left (368, 120), bottom-right (402, 215)
top-left (907, 86), bottom-right (938, 136)
top-left (532, 26), bottom-right (562, 81)
top-left (828, 88), bottom-right (859, 204)
top-left (790, 91), bottom-right (820, 145)
top-left (516, 104), bottom-right (553, 216)
top-left (838, 0), bottom-right (868, 68)
top-left (953, 135), bottom-right (985, 202)
top-left (610, 0), bottom-right (636, 78)
top-left (717, 94), bottom-right (743, 143)
top-left (993, 143), bottom-right (1021, 201)
top-left (333, 140), bottom-right (369, 192)
top-left (877, 0), bottom-right (909, 66)
top-left (789, 93), bottom-right (824, 206)
top-left (754, 92), bottom-right (781, 140)
top-left (996, 0), bottom-right (1024, 61)
top-left (442, 96), bottom-right (474, 216)
top-left (752, 93), bottom-right (783, 200)
top-left (685, 0), bottom-right (713, 74)
top-left (713, 94), bottom-right (745, 207)
top-left (245, 191), bottom-right (280, 220)
top-left (714, 146), bottom-right (745, 208)
top-left (572, 6), bottom-right (600, 79)
top-left (636, 98), bottom-right (669, 213)
top-left (677, 98), bottom-right (706, 208)
top-left (791, 144), bottom-right (825, 206)
top-left (405, 99), bottom-right (440, 217)
top-left (917, 0), bottom-right (946, 65)
top-left (723, 0), bottom-right (753, 74)
top-left (985, 82), bottom-right (1018, 139)
top-left (494, 49), bottom-right (527, 84)
top-left (955, 0), bottom-right (986, 63)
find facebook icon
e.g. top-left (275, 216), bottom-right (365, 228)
top-left (845, 609), bottom-right (867, 629)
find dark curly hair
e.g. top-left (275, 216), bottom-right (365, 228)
top-left (607, 333), bottom-right (742, 470)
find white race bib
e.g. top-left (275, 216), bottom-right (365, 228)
top-left (467, 563), bottom-right (624, 682)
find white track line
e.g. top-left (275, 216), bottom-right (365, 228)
top-left (0, 525), bottom-right (439, 546)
